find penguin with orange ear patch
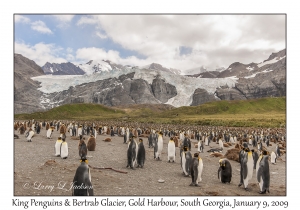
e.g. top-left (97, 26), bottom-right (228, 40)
top-left (218, 158), bottom-right (232, 183)
top-left (72, 157), bottom-right (93, 196)
top-left (189, 152), bottom-right (203, 187)
top-left (137, 138), bottom-right (146, 168)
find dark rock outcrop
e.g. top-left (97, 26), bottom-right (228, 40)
top-left (14, 54), bottom-right (45, 114)
top-left (190, 88), bottom-right (216, 106)
top-left (151, 78), bottom-right (177, 103)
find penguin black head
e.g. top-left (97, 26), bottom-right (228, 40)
top-left (183, 146), bottom-right (189, 151)
top-left (193, 152), bottom-right (199, 158)
top-left (80, 157), bottom-right (88, 164)
top-left (139, 138), bottom-right (143, 142)
top-left (262, 150), bottom-right (269, 155)
top-left (219, 159), bottom-right (225, 167)
top-left (58, 137), bottom-right (62, 140)
top-left (244, 147), bottom-right (250, 153)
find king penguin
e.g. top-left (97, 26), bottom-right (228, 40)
top-left (205, 136), bottom-right (209, 146)
top-left (270, 151), bottom-right (277, 164)
top-left (257, 154), bottom-right (270, 194)
top-left (218, 158), bottom-right (232, 184)
top-left (26, 128), bottom-right (35, 142)
top-left (155, 132), bottom-right (163, 161)
top-left (137, 138), bottom-right (146, 168)
top-left (55, 137), bottom-right (63, 157)
top-left (219, 138), bottom-right (224, 150)
top-left (181, 147), bottom-right (192, 176)
top-left (198, 140), bottom-right (204, 153)
top-left (46, 126), bottom-right (53, 139)
top-left (72, 157), bottom-right (93, 196)
top-left (167, 137), bottom-right (176, 162)
top-left (126, 136), bottom-right (138, 169)
top-left (239, 147), bottom-right (254, 190)
top-left (189, 152), bottom-right (203, 186)
top-left (78, 138), bottom-right (88, 159)
top-left (60, 138), bottom-right (68, 159)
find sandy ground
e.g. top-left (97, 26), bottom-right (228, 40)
top-left (14, 128), bottom-right (286, 196)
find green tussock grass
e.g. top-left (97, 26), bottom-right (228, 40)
top-left (14, 97), bottom-right (286, 128)
top-left (15, 103), bottom-right (126, 121)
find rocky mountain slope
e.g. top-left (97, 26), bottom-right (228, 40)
top-left (14, 54), bottom-right (45, 114)
top-left (14, 49), bottom-right (286, 114)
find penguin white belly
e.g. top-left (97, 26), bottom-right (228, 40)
top-left (256, 156), bottom-right (262, 180)
top-left (157, 139), bottom-right (163, 158)
top-left (126, 133), bottom-right (129, 143)
top-left (244, 154), bottom-right (254, 187)
top-left (69, 128), bottom-right (73, 136)
top-left (219, 140), bottom-right (223, 149)
top-left (168, 142), bottom-right (175, 161)
top-left (27, 131), bottom-right (34, 140)
top-left (230, 137), bottom-right (234, 143)
top-left (133, 141), bottom-right (138, 166)
top-left (205, 137), bottom-right (208, 146)
top-left (249, 139), bottom-right (252, 145)
top-left (181, 154), bottom-right (187, 175)
top-left (94, 130), bottom-right (97, 139)
top-left (55, 140), bottom-right (62, 156)
top-left (47, 129), bottom-right (52, 138)
top-left (197, 159), bottom-right (203, 183)
top-left (78, 128), bottom-right (82, 136)
top-left (248, 155), bottom-right (254, 179)
top-left (271, 152), bottom-right (276, 164)
top-left (259, 175), bottom-right (264, 191)
top-left (104, 127), bottom-right (107, 134)
top-left (197, 141), bottom-right (201, 152)
top-left (60, 142), bottom-right (68, 158)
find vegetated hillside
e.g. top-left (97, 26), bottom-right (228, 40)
top-left (15, 103), bottom-right (125, 120)
top-left (15, 97), bottom-right (286, 127)
top-left (159, 97), bottom-right (286, 117)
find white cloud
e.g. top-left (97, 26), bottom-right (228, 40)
top-left (14, 15), bottom-right (30, 24)
top-left (96, 31), bottom-right (107, 39)
top-left (75, 15), bottom-right (285, 71)
top-left (53, 15), bottom-right (74, 22)
top-left (15, 42), bottom-right (67, 66)
top-left (52, 15), bottom-right (74, 28)
top-left (75, 47), bottom-right (150, 67)
top-left (31, 21), bottom-right (53, 34)
top-left (77, 16), bottom-right (98, 25)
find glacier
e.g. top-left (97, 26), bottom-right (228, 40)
top-left (32, 68), bottom-right (238, 107)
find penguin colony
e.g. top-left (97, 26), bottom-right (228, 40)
top-left (14, 120), bottom-right (286, 195)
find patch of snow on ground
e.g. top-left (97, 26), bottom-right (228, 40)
top-left (246, 66), bottom-right (254, 71)
top-left (244, 69), bottom-right (273, 79)
top-left (257, 56), bottom-right (286, 68)
top-left (262, 69), bottom-right (273, 73)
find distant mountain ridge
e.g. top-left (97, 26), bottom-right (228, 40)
top-left (14, 49), bottom-right (286, 114)
top-left (42, 62), bottom-right (85, 75)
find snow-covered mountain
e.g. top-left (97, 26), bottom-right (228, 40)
top-left (183, 66), bottom-right (226, 77)
top-left (78, 59), bottom-right (132, 75)
top-left (139, 63), bottom-right (181, 75)
top-left (42, 62), bottom-right (85, 75)
top-left (14, 49), bottom-right (286, 113)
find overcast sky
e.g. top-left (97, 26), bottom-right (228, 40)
top-left (14, 14), bottom-right (286, 72)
